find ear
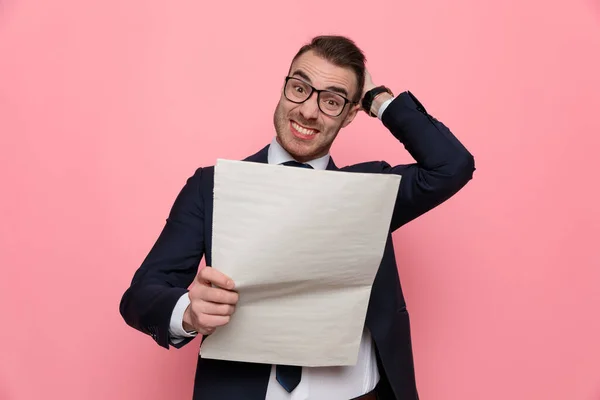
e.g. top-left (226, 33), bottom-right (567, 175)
top-left (341, 104), bottom-right (361, 128)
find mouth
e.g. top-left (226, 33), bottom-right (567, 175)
top-left (290, 120), bottom-right (319, 140)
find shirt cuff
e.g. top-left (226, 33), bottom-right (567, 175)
top-left (378, 97), bottom-right (394, 120)
top-left (169, 292), bottom-right (198, 341)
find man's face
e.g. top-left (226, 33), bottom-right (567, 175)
top-left (273, 50), bottom-right (360, 163)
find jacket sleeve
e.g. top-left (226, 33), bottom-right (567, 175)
top-left (119, 167), bottom-right (206, 349)
top-left (380, 91), bottom-right (475, 231)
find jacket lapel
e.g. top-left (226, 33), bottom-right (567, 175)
top-left (326, 156), bottom-right (339, 171)
top-left (243, 145), bottom-right (269, 164)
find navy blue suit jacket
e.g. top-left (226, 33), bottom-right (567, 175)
top-left (120, 92), bottom-right (475, 399)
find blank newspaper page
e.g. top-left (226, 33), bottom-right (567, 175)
top-left (199, 159), bottom-right (401, 367)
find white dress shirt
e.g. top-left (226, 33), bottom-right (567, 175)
top-left (169, 98), bottom-right (394, 399)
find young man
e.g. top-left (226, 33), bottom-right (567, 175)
top-left (120, 35), bottom-right (475, 400)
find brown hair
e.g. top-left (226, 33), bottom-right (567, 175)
top-left (291, 35), bottom-right (366, 102)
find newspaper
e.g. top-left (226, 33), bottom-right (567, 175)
top-left (199, 159), bottom-right (400, 367)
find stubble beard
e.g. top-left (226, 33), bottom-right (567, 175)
top-left (272, 102), bottom-right (338, 162)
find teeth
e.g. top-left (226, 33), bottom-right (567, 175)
top-left (292, 122), bottom-right (317, 136)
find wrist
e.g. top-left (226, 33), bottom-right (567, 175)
top-left (370, 92), bottom-right (394, 117)
top-left (362, 86), bottom-right (394, 117)
top-left (182, 305), bottom-right (196, 333)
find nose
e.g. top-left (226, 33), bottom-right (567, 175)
top-left (299, 91), bottom-right (319, 120)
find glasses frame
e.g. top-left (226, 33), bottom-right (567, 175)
top-left (283, 76), bottom-right (358, 117)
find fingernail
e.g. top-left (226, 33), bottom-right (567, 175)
top-left (227, 280), bottom-right (233, 288)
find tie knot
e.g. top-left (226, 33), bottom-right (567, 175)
top-left (281, 160), bottom-right (313, 169)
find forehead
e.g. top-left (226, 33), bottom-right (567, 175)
top-left (289, 50), bottom-right (357, 97)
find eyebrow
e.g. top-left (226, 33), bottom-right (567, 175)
top-left (291, 69), bottom-right (350, 98)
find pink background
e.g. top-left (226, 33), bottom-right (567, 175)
top-left (1, 0), bottom-right (599, 399)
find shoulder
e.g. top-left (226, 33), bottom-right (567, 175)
top-left (176, 166), bottom-right (215, 199)
top-left (170, 166), bottom-right (215, 212)
top-left (338, 161), bottom-right (391, 174)
top-left (185, 166), bottom-right (209, 182)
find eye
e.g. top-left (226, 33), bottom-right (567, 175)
top-left (294, 86), bottom-right (305, 93)
top-left (326, 99), bottom-right (339, 107)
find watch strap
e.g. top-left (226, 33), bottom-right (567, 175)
top-left (362, 86), bottom-right (394, 117)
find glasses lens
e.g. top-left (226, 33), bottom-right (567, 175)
top-left (285, 78), bottom-right (311, 103)
top-left (319, 92), bottom-right (345, 116)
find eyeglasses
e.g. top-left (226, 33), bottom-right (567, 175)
top-left (283, 76), bottom-right (356, 117)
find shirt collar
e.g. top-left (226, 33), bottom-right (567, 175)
top-left (267, 137), bottom-right (330, 170)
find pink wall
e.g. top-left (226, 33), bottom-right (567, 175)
top-left (1, 0), bottom-right (599, 399)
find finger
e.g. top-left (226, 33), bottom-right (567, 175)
top-left (198, 326), bottom-right (216, 336)
top-left (196, 313), bottom-right (231, 329)
top-left (197, 266), bottom-right (235, 289)
top-left (201, 286), bottom-right (239, 305)
top-left (198, 301), bottom-right (236, 316)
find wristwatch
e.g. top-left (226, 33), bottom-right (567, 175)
top-left (361, 86), bottom-right (394, 117)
